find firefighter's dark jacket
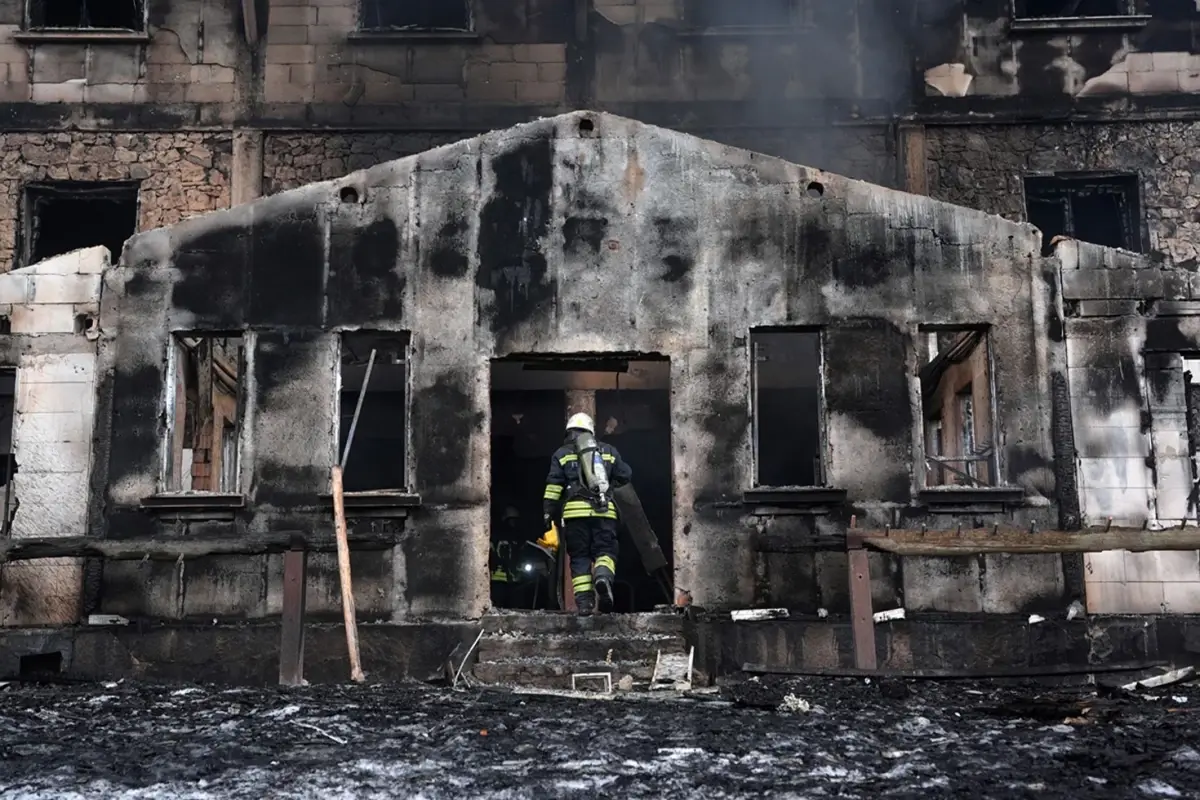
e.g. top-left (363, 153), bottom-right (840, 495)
top-left (543, 440), bottom-right (632, 522)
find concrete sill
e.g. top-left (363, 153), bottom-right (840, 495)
top-left (318, 491), bottom-right (421, 512)
top-left (347, 30), bottom-right (480, 43)
top-left (919, 487), bottom-right (1025, 508)
top-left (141, 493), bottom-right (246, 510)
top-left (13, 30), bottom-right (151, 43)
top-left (743, 488), bottom-right (848, 508)
top-left (1009, 15), bottom-right (1151, 32)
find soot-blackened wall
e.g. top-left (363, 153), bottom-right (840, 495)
top-left (103, 112), bottom-right (1064, 620)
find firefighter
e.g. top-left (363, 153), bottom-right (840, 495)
top-left (542, 412), bottom-right (632, 616)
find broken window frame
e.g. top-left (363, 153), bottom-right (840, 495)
top-left (1012, 0), bottom-right (1138, 20)
top-left (336, 330), bottom-right (411, 494)
top-left (356, 0), bottom-right (474, 33)
top-left (917, 325), bottom-right (1001, 490)
top-left (685, 0), bottom-right (812, 31)
top-left (17, 181), bottom-right (141, 270)
top-left (159, 332), bottom-right (250, 496)
top-left (24, 0), bottom-right (148, 33)
top-left (750, 326), bottom-right (828, 489)
top-left (1023, 171), bottom-right (1143, 257)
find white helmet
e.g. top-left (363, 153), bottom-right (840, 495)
top-left (566, 412), bottom-right (595, 434)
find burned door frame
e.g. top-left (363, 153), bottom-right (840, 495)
top-left (487, 353), bottom-right (676, 612)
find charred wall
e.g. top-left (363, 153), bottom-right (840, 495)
top-left (1058, 238), bottom-right (1200, 614)
top-left (101, 112), bottom-right (1065, 622)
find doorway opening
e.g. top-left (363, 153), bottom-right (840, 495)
top-left (489, 355), bottom-right (673, 613)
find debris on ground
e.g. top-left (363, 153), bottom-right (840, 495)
top-left (0, 677), bottom-right (1198, 798)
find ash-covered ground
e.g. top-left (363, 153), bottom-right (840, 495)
top-left (0, 675), bottom-right (1197, 799)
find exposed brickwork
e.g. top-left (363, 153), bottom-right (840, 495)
top-left (0, 133), bottom-right (232, 269)
top-left (926, 122), bottom-right (1200, 266)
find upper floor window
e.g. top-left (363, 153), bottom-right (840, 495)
top-left (19, 181), bottom-right (139, 269)
top-left (359, 0), bottom-right (471, 32)
top-left (751, 329), bottom-right (826, 487)
top-left (687, 0), bottom-right (807, 29)
top-left (1014, 0), bottom-right (1135, 18)
top-left (1024, 173), bottom-right (1142, 256)
top-left (27, 0), bottom-right (146, 32)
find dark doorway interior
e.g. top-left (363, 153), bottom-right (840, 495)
top-left (489, 356), bottom-right (672, 613)
top-left (20, 182), bottom-right (139, 268)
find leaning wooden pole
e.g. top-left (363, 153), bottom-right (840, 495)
top-left (331, 464), bottom-right (365, 683)
top-left (333, 348), bottom-right (377, 684)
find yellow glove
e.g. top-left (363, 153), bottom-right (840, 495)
top-left (536, 521), bottom-right (559, 552)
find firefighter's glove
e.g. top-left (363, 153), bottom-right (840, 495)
top-left (542, 513), bottom-right (553, 533)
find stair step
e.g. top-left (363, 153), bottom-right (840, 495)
top-left (473, 658), bottom-right (655, 689)
top-left (476, 634), bottom-right (686, 663)
top-left (481, 611), bottom-right (684, 638)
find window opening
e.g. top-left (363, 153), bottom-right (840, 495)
top-left (1024, 173), bottom-right (1140, 256)
top-left (919, 327), bottom-right (998, 488)
top-left (27, 0), bottom-right (146, 31)
top-left (339, 332), bottom-right (409, 493)
top-left (751, 329), bottom-right (824, 487)
top-left (19, 182), bottom-right (139, 269)
top-left (359, 0), bottom-right (471, 31)
top-left (1014, 0), bottom-right (1133, 18)
top-left (164, 335), bottom-right (244, 493)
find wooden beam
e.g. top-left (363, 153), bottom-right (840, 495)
top-left (848, 547), bottom-right (876, 670)
top-left (858, 526), bottom-right (1200, 556)
top-left (900, 124), bottom-right (928, 195)
top-left (279, 546), bottom-right (308, 687)
top-left (0, 531), bottom-right (398, 563)
top-left (742, 660), bottom-right (1168, 680)
top-left (332, 465), bottom-right (366, 683)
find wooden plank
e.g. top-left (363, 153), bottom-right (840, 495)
top-left (332, 465), bottom-right (366, 683)
top-left (279, 546), bottom-right (307, 687)
top-left (901, 124), bottom-right (928, 195)
top-left (612, 483), bottom-right (669, 573)
top-left (860, 527), bottom-right (1200, 556)
top-left (848, 547), bottom-right (876, 671)
top-left (741, 660), bottom-right (1168, 680)
top-left (0, 532), bottom-right (398, 563)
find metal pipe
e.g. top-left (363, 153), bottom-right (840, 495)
top-left (340, 349), bottom-right (377, 471)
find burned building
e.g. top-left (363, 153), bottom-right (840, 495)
top-left (0, 1), bottom-right (1198, 682)
top-left (0, 109), bottom-right (1183, 684)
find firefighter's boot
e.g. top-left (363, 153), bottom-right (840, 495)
top-left (575, 591), bottom-right (595, 617)
top-left (595, 577), bottom-right (614, 611)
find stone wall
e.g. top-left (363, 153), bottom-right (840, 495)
top-left (925, 121), bottom-right (1200, 266)
top-left (0, 133), bottom-right (232, 269)
top-left (263, 125), bottom-right (895, 197)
